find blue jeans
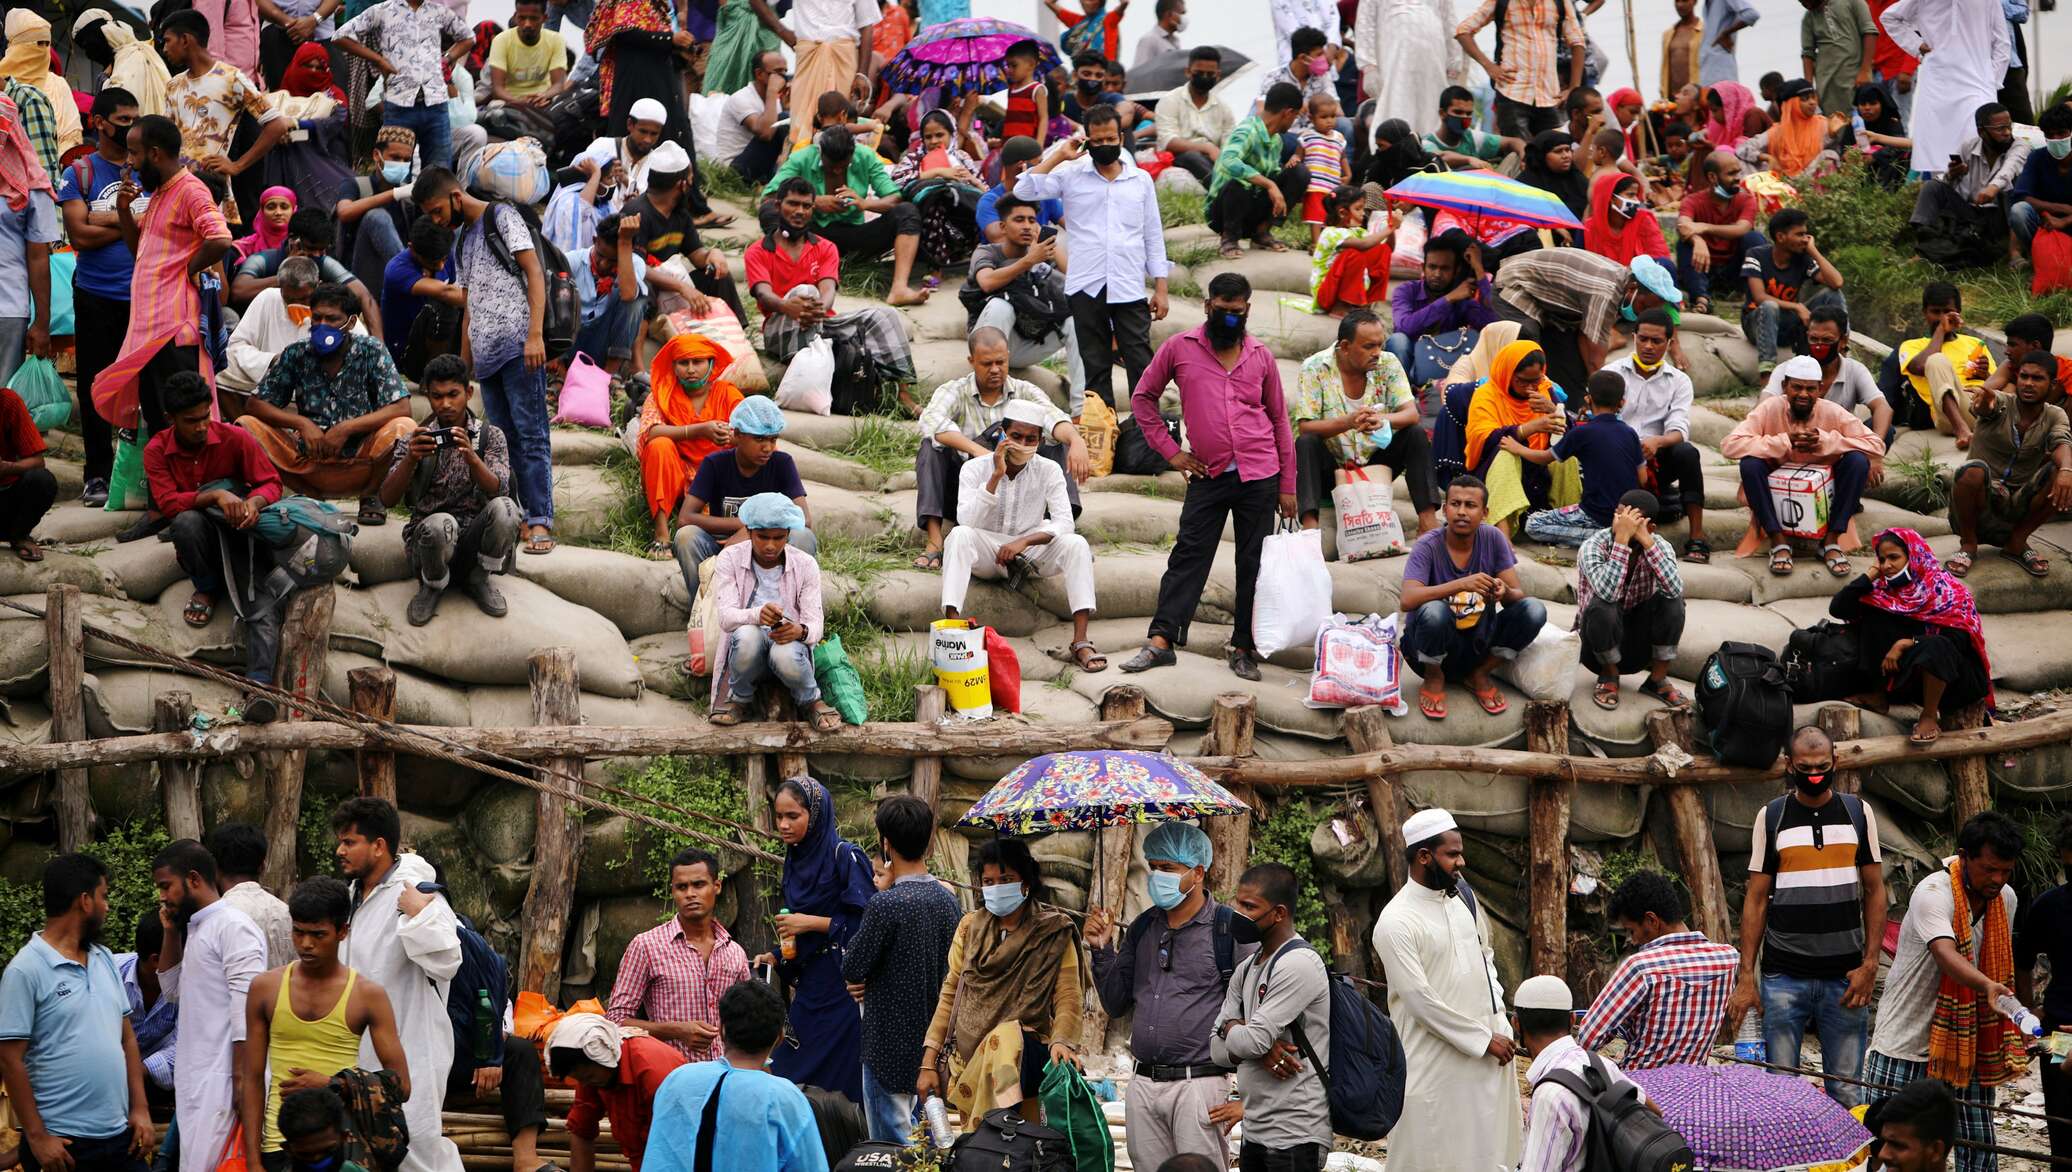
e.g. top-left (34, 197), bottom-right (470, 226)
top-left (1761, 971), bottom-right (1869, 1107)
top-left (2011, 200), bottom-right (2042, 253)
top-left (573, 295), bottom-right (647, 365)
top-left (1740, 452), bottom-right (1870, 546)
top-left (671, 525), bottom-right (819, 609)
top-left (861, 1063), bottom-right (917, 1144)
top-left (382, 100), bottom-right (453, 172)
top-left (479, 357), bottom-right (553, 528)
top-left (1675, 229), bottom-right (1766, 304)
top-left (1741, 285), bottom-right (1846, 365)
top-left (727, 624), bottom-right (819, 704)
top-left (545, 0), bottom-right (595, 38)
top-left (0, 316), bottom-right (25, 391)
top-left (1400, 597), bottom-right (1548, 681)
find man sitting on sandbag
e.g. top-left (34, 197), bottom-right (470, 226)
top-left (941, 400), bottom-right (1104, 674)
top-left (218, 257), bottom-right (330, 396)
top-left (1398, 474), bottom-right (1549, 721)
top-left (1947, 351), bottom-right (2072, 579)
top-left (1291, 309), bottom-right (1437, 540)
top-left (706, 492), bottom-right (843, 733)
top-left (1721, 354), bottom-right (1885, 578)
top-left (911, 326), bottom-right (1090, 572)
top-left (376, 354), bottom-right (524, 626)
top-left (960, 196), bottom-right (1083, 408)
top-left (671, 396), bottom-right (815, 613)
top-left (1574, 489), bottom-right (1688, 711)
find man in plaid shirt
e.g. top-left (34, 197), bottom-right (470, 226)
top-left (1578, 870), bottom-right (1740, 1068)
top-left (1573, 488), bottom-right (1688, 711)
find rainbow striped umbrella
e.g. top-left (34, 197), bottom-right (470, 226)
top-left (881, 18), bottom-right (1058, 98)
top-left (1384, 170), bottom-right (1584, 230)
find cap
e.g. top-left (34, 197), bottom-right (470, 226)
top-left (1778, 354), bottom-right (1825, 382)
top-left (1001, 135), bottom-right (1043, 167)
top-left (628, 98), bottom-right (669, 126)
top-left (1514, 974), bottom-right (1574, 1012)
top-left (1402, 808), bottom-right (1458, 845)
top-left (730, 395), bottom-right (788, 436)
top-left (647, 140), bottom-right (691, 175)
top-left (1629, 255), bottom-right (1683, 306)
top-left (1002, 399), bottom-right (1052, 429)
top-left (737, 492), bottom-right (806, 533)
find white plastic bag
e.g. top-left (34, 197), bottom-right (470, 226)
top-left (775, 337), bottom-right (836, 415)
top-left (1498, 625), bottom-right (1580, 702)
top-left (1306, 613), bottom-right (1407, 713)
top-left (1253, 524), bottom-right (1333, 658)
top-left (929, 618), bottom-right (992, 719)
top-left (1333, 465), bottom-right (1406, 561)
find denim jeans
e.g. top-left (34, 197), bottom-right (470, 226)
top-left (1761, 971), bottom-right (1869, 1107)
top-left (382, 100), bottom-right (453, 171)
top-left (1675, 229), bottom-right (1766, 305)
top-left (861, 1063), bottom-right (917, 1144)
top-left (20, 1127), bottom-right (150, 1172)
top-left (1383, 332), bottom-right (1416, 381)
top-left (1400, 596), bottom-right (1548, 681)
top-left (672, 525), bottom-right (819, 610)
top-left (1741, 286), bottom-right (1846, 365)
top-left (478, 357), bottom-right (553, 528)
top-left (545, 0), bottom-right (594, 38)
top-left (573, 294), bottom-right (648, 365)
top-left (2011, 200), bottom-right (2042, 253)
top-left (727, 624), bottom-right (819, 704)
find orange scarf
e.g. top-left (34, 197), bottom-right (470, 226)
top-left (1927, 856), bottom-right (2024, 1088)
top-left (648, 332), bottom-right (744, 462)
top-left (1464, 340), bottom-right (1552, 470)
top-left (1772, 100), bottom-right (1827, 178)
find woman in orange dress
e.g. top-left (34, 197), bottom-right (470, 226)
top-left (638, 332), bottom-right (744, 554)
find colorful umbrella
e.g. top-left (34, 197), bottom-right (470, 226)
top-left (880, 18), bottom-right (1058, 99)
top-left (1626, 1064), bottom-right (1872, 1172)
top-left (1383, 170), bottom-right (1585, 230)
top-left (958, 751), bottom-right (1249, 835)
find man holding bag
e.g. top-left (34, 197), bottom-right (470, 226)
top-left (1291, 310), bottom-right (1438, 544)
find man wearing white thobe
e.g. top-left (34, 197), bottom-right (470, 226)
top-left (1881, 0), bottom-right (2010, 175)
top-left (154, 842), bottom-right (267, 1172)
top-left (1371, 808), bottom-right (1523, 1172)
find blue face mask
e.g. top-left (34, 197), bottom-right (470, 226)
top-left (981, 883), bottom-right (1026, 917)
top-left (295, 1154), bottom-right (342, 1172)
top-left (381, 160), bottom-right (413, 185)
top-left (310, 322), bottom-right (347, 356)
top-left (1148, 869), bottom-right (1195, 910)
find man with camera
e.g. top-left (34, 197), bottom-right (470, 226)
top-left (377, 353), bottom-right (523, 626)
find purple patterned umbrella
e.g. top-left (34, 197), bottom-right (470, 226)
top-left (958, 750), bottom-right (1248, 834)
top-left (881, 18), bottom-right (1059, 98)
top-left (1627, 1064), bottom-right (1871, 1171)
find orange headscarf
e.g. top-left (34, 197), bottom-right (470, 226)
top-left (647, 331), bottom-right (744, 462)
top-left (1771, 92), bottom-right (1827, 178)
top-left (1464, 340), bottom-right (1553, 470)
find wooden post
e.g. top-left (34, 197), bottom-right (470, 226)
top-left (349, 667), bottom-right (398, 804)
top-left (1646, 709), bottom-right (1732, 945)
top-left (1817, 704), bottom-right (1863, 796)
top-left (45, 585), bottom-right (90, 852)
top-left (1525, 701), bottom-right (1571, 979)
top-left (908, 686), bottom-right (949, 813)
top-left (1200, 694), bottom-right (1257, 899)
top-left (735, 727), bottom-right (778, 959)
top-left (1948, 700), bottom-right (1993, 831)
top-left (1082, 687), bottom-right (1148, 1054)
top-left (1343, 706), bottom-right (1407, 894)
top-left (262, 586), bottom-right (333, 895)
top-left (155, 691), bottom-right (202, 842)
top-left (518, 648), bottom-right (582, 998)
top-left (762, 693), bottom-right (809, 782)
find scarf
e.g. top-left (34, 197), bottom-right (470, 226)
top-left (1584, 171), bottom-right (1650, 265)
top-left (1607, 86), bottom-right (1644, 155)
top-left (1863, 528), bottom-right (1995, 707)
top-left (78, 12), bottom-right (170, 118)
top-left (1465, 339), bottom-right (1552, 470)
top-left (1448, 319), bottom-right (1522, 388)
top-left (1771, 93), bottom-right (1827, 177)
top-left (777, 778), bottom-right (875, 951)
top-left (0, 9), bottom-right (51, 87)
top-left (467, 21), bottom-right (502, 76)
top-left (648, 331), bottom-right (743, 439)
top-left (234, 186), bottom-right (297, 261)
top-left (283, 42), bottom-right (343, 99)
top-left (1926, 855), bottom-right (2023, 1088)
top-left (1705, 81), bottom-right (1758, 150)
top-left (950, 904), bottom-right (1077, 1062)
top-left (1521, 130), bottom-right (1589, 220)
top-left (0, 92), bottom-right (51, 212)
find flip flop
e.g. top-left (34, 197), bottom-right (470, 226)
top-left (1947, 550), bottom-right (1974, 578)
top-left (1470, 683), bottom-right (1508, 715)
top-left (9, 539), bottom-right (41, 563)
top-left (2003, 546), bottom-right (2051, 578)
top-left (523, 530), bottom-right (556, 555)
top-left (1418, 690), bottom-right (1447, 720)
top-left (1909, 723), bottom-right (1942, 746)
top-left (1639, 678), bottom-right (1687, 707)
top-left (645, 541), bottom-right (673, 561)
top-left (183, 593), bottom-right (214, 628)
top-left (1591, 679), bottom-right (1620, 710)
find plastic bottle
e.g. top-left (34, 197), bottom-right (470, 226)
top-left (1995, 993), bottom-right (2045, 1038)
top-left (921, 1095), bottom-right (955, 1150)
top-left (475, 989), bottom-right (496, 1061)
top-left (1734, 1009), bottom-right (1766, 1064)
top-left (778, 908), bottom-right (797, 961)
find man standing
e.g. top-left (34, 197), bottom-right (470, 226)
top-left (551, 1016), bottom-right (685, 1172)
top-left (119, 911), bottom-right (178, 1103)
top-left (1208, 863), bottom-right (1331, 1172)
top-left (642, 982), bottom-right (825, 1172)
top-left (1087, 822), bottom-right (1250, 1172)
top-left (1611, 309), bottom-right (1711, 562)
top-left (56, 88), bottom-right (139, 507)
top-left (1801, 0), bottom-right (1878, 121)
top-left (1727, 725), bottom-right (1886, 1107)
top-left (782, 0), bottom-right (872, 151)
top-left (1016, 107), bottom-right (1170, 414)
top-left (378, 354), bottom-right (523, 626)
top-left (1372, 809), bottom-right (1522, 1172)
top-left (1579, 870), bottom-right (1740, 1069)
top-left (336, 0), bottom-right (475, 170)
top-left (154, 840), bottom-right (268, 1172)
top-left (1515, 975), bottom-right (1653, 1172)
top-left (1455, 0), bottom-right (1587, 140)
top-left (159, 11), bottom-right (289, 199)
top-left (331, 797), bottom-right (464, 1172)
top-left (1293, 310), bottom-right (1437, 539)
top-left (1152, 48), bottom-right (1233, 190)
top-left (606, 848), bottom-right (753, 1063)
top-left (0, 854), bottom-right (156, 1172)
top-left (1721, 358), bottom-right (1885, 578)
top-left (1881, 0), bottom-right (2010, 176)
top-left (1703, 0), bottom-right (1762, 85)
top-left (0, 98), bottom-right (56, 395)
top-left (206, 823), bottom-right (294, 967)
top-left (1574, 491), bottom-right (1688, 711)
top-left (1121, 274), bottom-right (1293, 683)
top-left (1911, 104), bottom-right (2028, 231)
top-left (1864, 813), bottom-right (2024, 1172)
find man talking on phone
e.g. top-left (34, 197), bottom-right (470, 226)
top-left (377, 352), bottom-right (523, 626)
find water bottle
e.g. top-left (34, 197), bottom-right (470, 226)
top-left (1995, 993), bottom-right (2045, 1038)
top-left (474, 989), bottom-right (496, 1062)
top-left (921, 1095), bottom-right (955, 1150)
top-left (1734, 1008), bottom-right (1766, 1064)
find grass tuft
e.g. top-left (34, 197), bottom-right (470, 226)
top-left (1158, 189), bottom-right (1206, 229)
top-left (568, 448), bottom-right (657, 557)
top-left (826, 414), bottom-right (922, 476)
top-left (857, 646), bottom-right (933, 722)
top-left (699, 162), bottom-right (758, 205)
top-left (1886, 448), bottom-right (1951, 515)
top-left (814, 527), bottom-right (911, 587)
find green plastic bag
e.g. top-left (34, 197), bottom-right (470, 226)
top-left (1037, 1060), bottom-right (1113, 1172)
top-left (812, 634), bottom-right (867, 726)
top-left (107, 433), bottom-right (150, 512)
top-left (9, 356), bottom-right (69, 431)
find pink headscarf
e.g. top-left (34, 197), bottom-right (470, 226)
top-left (0, 92), bottom-right (52, 213)
top-left (234, 186), bottom-right (297, 259)
top-left (1704, 82), bottom-right (1758, 150)
top-left (1864, 528), bottom-right (1995, 708)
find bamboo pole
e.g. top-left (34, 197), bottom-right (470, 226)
top-left (46, 585), bottom-right (90, 852)
top-left (518, 649), bottom-right (582, 998)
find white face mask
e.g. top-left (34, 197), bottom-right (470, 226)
top-left (1172, 15), bottom-right (1187, 32)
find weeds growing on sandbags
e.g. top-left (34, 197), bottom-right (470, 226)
top-left (606, 754), bottom-right (765, 896)
top-left (0, 820), bottom-right (169, 966)
top-left (1886, 449), bottom-right (1952, 516)
top-left (825, 414), bottom-right (922, 477)
top-left (1249, 797), bottom-right (1329, 941)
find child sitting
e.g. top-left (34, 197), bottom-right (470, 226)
top-left (706, 492), bottom-right (842, 733)
top-left (278, 1089), bottom-right (364, 1172)
top-left (1522, 371), bottom-right (1646, 547)
top-left (1307, 185), bottom-right (1397, 315)
top-left (1300, 91), bottom-right (1349, 245)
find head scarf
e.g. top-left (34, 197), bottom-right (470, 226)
top-left (1704, 82), bottom-right (1759, 150)
top-left (545, 1013), bottom-right (624, 1069)
top-left (234, 187), bottom-right (297, 263)
top-left (776, 777), bottom-right (876, 952)
top-left (1465, 339), bottom-right (1553, 469)
top-left (1607, 87), bottom-right (1643, 125)
top-left (1584, 172), bottom-right (1652, 265)
top-left (0, 92), bottom-right (52, 212)
top-left (1864, 528), bottom-right (1993, 705)
top-left (647, 332), bottom-right (742, 438)
top-left (1771, 81), bottom-right (1826, 177)
top-left (0, 9), bottom-right (50, 85)
top-left (1454, 318), bottom-right (1523, 386)
top-left (1521, 130), bottom-right (1589, 219)
top-left (950, 854), bottom-right (1076, 1063)
top-left (1367, 118), bottom-right (1431, 188)
top-left (1144, 821), bottom-right (1212, 869)
top-left (1853, 82), bottom-right (1903, 136)
top-left (282, 41), bottom-right (342, 99)
top-left (467, 21), bottom-right (501, 75)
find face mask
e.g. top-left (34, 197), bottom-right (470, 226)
top-left (1088, 142), bottom-right (1122, 166)
top-left (1001, 440), bottom-right (1038, 466)
top-left (1612, 195), bottom-right (1642, 218)
top-left (1619, 295), bottom-right (1639, 323)
top-left (981, 883), bottom-right (1026, 917)
top-left (1226, 906), bottom-right (1268, 945)
top-left (1148, 870), bottom-right (1195, 910)
top-left (1712, 182), bottom-right (1739, 200)
top-left (1206, 309), bottom-right (1247, 346)
top-left (1188, 72), bottom-right (1216, 95)
top-left (1632, 352), bottom-right (1662, 373)
top-left (285, 304), bottom-right (312, 326)
top-left (381, 160), bottom-right (412, 185)
top-left (294, 1155), bottom-right (342, 1172)
top-left (1790, 767), bottom-right (1832, 797)
top-left (1172, 15), bottom-right (1187, 32)
top-left (1441, 115), bottom-right (1467, 137)
top-left (1884, 565), bottom-right (1914, 589)
top-left (1307, 55), bottom-right (1330, 77)
top-left (309, 323), bottom-right (347, 356)
top-left (777, 221), bottom-right (806, 240)
top-left (1807, 340), bottom-right (1838, 363)
top-left (1077, 78), bottom-right (1102, 96)
top-left (2051, 137), bottom-right (2072, 160)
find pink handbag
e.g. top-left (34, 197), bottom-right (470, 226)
top-left (553, 352), bottom-right (613, 427)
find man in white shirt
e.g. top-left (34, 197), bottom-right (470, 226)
top-left (1270, 0), bottom-right (1339, 66)
top-left (1515, 974), bottom-right (1652, 1172)
top-left (1134, 0), bottom-right (1185, 65)
top-left (1153, 47), bottom-right (1234, 189)
top-left (711, 51), bottom-right (789, 185)
top-left (204, 822), bottom-right (294, 967)
top-left (943, 397), bottom-right (1102, 671)
top-left (1911, 103), bottom-right (2030, 232)
top-left (1611, 307), bottom-right (1712, 561)
top-left (1758, 304), bottom-right (1895, 446)
top-left (219, 258), bottom-right (333, 396)
top-left (568, 100), bottom-right (677, 218)
top-left (1015, 105), bottom-right (1170, 418)
top-left (152, 840), bottom-right (267, 1172)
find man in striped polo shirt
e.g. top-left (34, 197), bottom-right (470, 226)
top-left (1726, 725), bottom-right (1887, 1107)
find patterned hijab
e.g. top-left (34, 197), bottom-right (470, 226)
top-left (0, 92), bottom-right (51, 212)
top-left (1864, 528), bottom-right (1993, 706)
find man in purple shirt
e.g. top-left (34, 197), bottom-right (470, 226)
top-left (1119, 273), bottom-right (1296, 681)
top-left (1386, 231), bottom-right (1497, 388)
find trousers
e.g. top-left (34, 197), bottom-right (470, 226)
top-left (1124, 1073), bottom-right (1232, 1172)
top-left (0, 466), bottom-right (57, 541)
top-left (672, 525), bottom-right (818, 610)
top-left (410, 499), bottom-right (523, 589)
top-left (1400, 596), bottom-right (1549, 680)
top-left (71, 288), bottom-right (131, 483)
top-left (1579, 594), bottom-right (1686, 675)
top-left (1740, 451), bottom-right (1870, 545)
top-left (726, 625), bottom-right (820, 704)
top-left (1070, 292), bottom-right (1153, 410)
top-left (975, 297), bottom-right (1085, 411)
top-left (1741, 286), bottom-right (1846, 365)
top-left (1147, 471), bottom-right (1278, 651)
top-left (1292, 429), bottom-right (1437, 519)
top-left (942, 528), bottom-right (1096, 615)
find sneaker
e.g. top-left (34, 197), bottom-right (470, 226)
top-left (80, 478), bottom-right (108, 507)
top-left (407, 581), bottom-right (441, 626)
top-left (465, 573), bottom-right (508, 618)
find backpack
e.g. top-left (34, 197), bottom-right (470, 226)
top-left (401, 296), bottom-right (465, 382)
top-left (1761, 791), bottom-right (1871, 862)
top-left (1538, 1050), bottom-right (1696, 1172)
top-left (1258, 941), bottom-right (1409, 1142)
top-left (477, 200), bottom-right (580, 360)
top-left (1114, 417), bottom-right (1182, 477)
top-left (327, 1067), bottom-right (410, 1172)
top-left (832, 1142), bottom-right (911, 1172)
top-left (446, 911), bottom-right (511, 1072)
top-left (947, 1110), bottom-right (1074, 1172)
top-left (1782, 620), bottom-right (1870, 703)
top-left (1696, 642), bottom-right (1792, 768)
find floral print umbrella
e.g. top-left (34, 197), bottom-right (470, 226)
top-left (1626, 1064), bottom-right (1871, 1172)
top-left (880, 17), bottom-right (1059, 99)
top-left (958, 751), bottom-right (1249, 835)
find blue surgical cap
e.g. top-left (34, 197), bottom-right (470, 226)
top-left (1144, 821), bottom-right (1212, 869)
top-left (737, 492), bottom-right (805, 533)
top-left (731, 395), bottom-right (788, 436)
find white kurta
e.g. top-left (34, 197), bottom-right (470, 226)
top-left (163, 901), bottom-right (267, 1172)
top-left (344, 853), bottom-right (465, 1172)
top-left (1355, 0), bottom-right (1462, 144)
top-left (1881, 0), bottom-right (2009, 175)
top-left (1371, 883), bottom-right (1522, 1172)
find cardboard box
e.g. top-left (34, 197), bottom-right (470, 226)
top-left (1768, 463), bottom-right (1833, 540)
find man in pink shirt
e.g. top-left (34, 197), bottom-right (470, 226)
top-left (1119, 272), bottom-right (1296, 682)
top-left (1721, 354), bottom-right (1887, 577)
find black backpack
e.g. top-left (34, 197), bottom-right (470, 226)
top-left (833, 1142), bottom-right (912, 1172)
top-left (1259, 941), bottom-right (1409, 1142)
top-left (1697, 642), bottom-right (1792, 768)
top-left (476, 201), bottom-right (581, 360)
top-left (1538, 1050), bottom-right (1697, 1172)
top-left (1114, 417), bottom-right (1182, 476)
top-left (1915, 204), bottom-right (2005, 270)
top-left (948, 1110), bottom-right (1074, 1172)
top-left (1782, 620), bottom-right (1870, 703)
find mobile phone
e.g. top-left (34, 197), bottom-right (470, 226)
top-left (429, 426), bottom-right (460, 448)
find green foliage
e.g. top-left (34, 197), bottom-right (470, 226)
top-left (1158, 190), bottom-right (1206, 229)
top-left (1596, 849), bottom-right (1673, 901)
top-left (857, 646), bottom-right (932, 723)
top-left (299, 799), bottom-right (341, 880)
top-left (0, 822), bottom-right (176, 966)
top-left (1887, 448), bottom-right (1952, 515)
top-left (826, 414), bottom-right (923, 476)
top-left (699, 162), bottom-right (758, 205)
top-left (0, 879), bottom-right (40, 967)
top-left (839, 261), bottom-right (894, 303)
top-left (1248, 798), bottom-right (1328, 941)
top-left (606, 755), bottom-right (764, 896)
top-left (814, 528), bottom-right (912, 588)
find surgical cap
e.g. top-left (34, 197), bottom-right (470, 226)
top-left (731, 395), bottom-right (788, 436)
top-left (738, 492), bottom-right (805, 533)
top-left (1144, 821), bottom-right (1212, 869)
top-left (1778, 355), bottom-right (1825, 382)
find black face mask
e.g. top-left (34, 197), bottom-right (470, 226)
top-left (1087, 142), bottom-right (1122, 166)
top-left (1188, 72), bottom-right (1217, 95)
top-left (777, 221), bottom-right (807, 240)
top-left (1076, 78), bottom-right (1103, 96)
top-left (1790, 767), bottom-right (1833, 797)
top-left (1226, 907), bottom-right (1269, 945)
top-left (1206, 308), bottom-right (1247, 347)
top-left (1441, 115), bottom-right (1468, 138)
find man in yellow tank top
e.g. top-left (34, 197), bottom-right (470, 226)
top-left (239, 878), bottom-right (411, 1172)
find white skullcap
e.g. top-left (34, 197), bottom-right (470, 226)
top-left (1777, 354), bottom-right (1825, 382)
top-left (647, 140), bottom-right (691, 174)
top-left (1514, 974), bottom-right (1574, 1012)
top-left (628, 98), bottom-right (669, 126)
top-left (1002, 399), bottom-right (1051, 429)
top-left (1402, 808), bottom-right (1458, 844)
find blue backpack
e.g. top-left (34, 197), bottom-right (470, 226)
top-left (1262, 940), bottom-right (1409, 1142)
top-left (444, 910), bottom-right (511, 1071)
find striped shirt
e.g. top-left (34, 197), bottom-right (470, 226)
top-left (1573, 531), bottom-right (1685, 619)
top-left (1493, 249), bottom-right (1633, 349)
top-left (1522, 1037), bottom-right (1647, 1172)
top-left (604, 920), bottom-right (753, 1062)
top-left (1749, 793), bottom-right (1882, 980)
top-left (1455, 0), bottom-right (1587, 110)
top-left (1301, 129), bottom-right (1346, 195)
top-left (1576, 930), bottom-right (1740, 1068)
top-left (2, 84), bottom-right (57, 190)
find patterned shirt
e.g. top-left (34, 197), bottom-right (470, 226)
top-left (604, 919), bottom-right (752, 1061)
top-left (453, 203), bottom-right (536, 375)
top-left (253, 334), bottom-right (409, 432)
top-left (916, 373), bottom-right (1066, 444)
top-left (1208, 115), bottom-right (1284, 202)
top-left (339, 0), bottom-right (471, 108)
top-left (1455, 0), bottom-right (1587, 109)
top-left (1493, 248), bottom-right (1631, 347)
top-left (1291, 345), bottom-right (1413, 465)
top-left (1576, 930), bottom-right (1739, 1068)
top-left (1573, 529), bottom-right (1685, 618)
top-left (2, 84), bottom-right (57, 190)
top-left (1300, 128), bottom-right (1346, 195)
top-left (168, 60), bottom-right (279, 163)
top-left (1256, 62), bottom-right (1337, 135)
top-left (388, 412), bottom-right (511, 546)
top-left (840, 874), bottom-right (963, 1092)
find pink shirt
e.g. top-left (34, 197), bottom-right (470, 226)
top-left (207, 0), bottom-right (262, 85)
top-left (91, 171), bottom-right (229, 429)
top-left (1719, 395), bottom-right (1887, 464)
top-left (1131, 324), bottom-right (1296, 493)
top-left (604, 921), bottom-right (752, 1062)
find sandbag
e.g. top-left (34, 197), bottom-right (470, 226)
top-left (688, 557), bottom-right (722, 677)
top-left (1253, 525), bottom-right (1331, 658)
top-left (1078, 394), bottom-right (1118, 479)
top-left (661, 303), bottom-right (768, 392)
top-left (332, 579), bottom-right (643, 698)
top-left (775, 337), bottom-right (835, 415)
top-left (1498, 625), bottom-right (1580, 703)
top-left (930, 618), bottom-right (992, 719)
top-left (508, 544), bottom-right (687, 639)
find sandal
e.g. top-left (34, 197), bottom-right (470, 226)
top-left (8, 538), bottom-right (41, 563)
top-left (645, 540), bottom-right (673, 561)
top-left (1690, 295), bottom-right (1713, 316)
top-left (1253, 233), bottom-right (1290, 253)
top-left (1768, 544), bottom-right (1794, 577)
top-left (2003, 546), bottom-right (2051, 578)
top-left (1638, 677), bottom-right (1687, 707)
top-left (1682, 538), bottom-right (1711, 565)
top-left (1069, 641), bottom-right (1108, 673)
top-left (1469, 681), bottom-right (1508, 715)
top-left (1118, 643), bottom-right (1177, 673)
top-left (183, 593), bottom-right (214, 628)
top-left (693, 211), bottom-right (736, 229)
top-left (1417, 689), bottom-right (1447, 720)
top-left (1218, 239), bottom-right (1244, 260)
top-left (523, 529), bottom-right (556, 555)
top-left (1591, 678), bottom-right (1621, 710)
top-left (912, 549), bottom-right (943, 571)
top-left (357, 498), bottom-right (387, 526)
top-left (1909, 719), bottom-right (1942, 746)
top-left (809, 700), bottom-right (844, 733)
top-left (1947, 549), bottom-right (1975, 578)
top-left (1821, 545), bottom-right (1852, 578)
top-left (707, 701), bottom-right (743, 726)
